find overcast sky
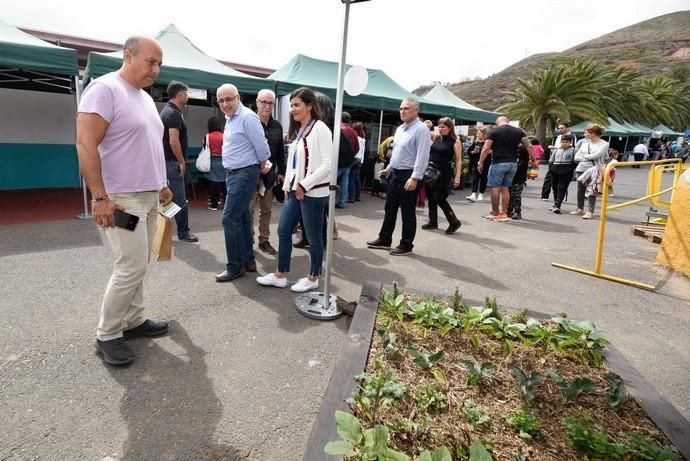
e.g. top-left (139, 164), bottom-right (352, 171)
top-left (3, 0), bottom-right (688, 90)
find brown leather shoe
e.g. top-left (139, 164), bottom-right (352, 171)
top-left (245, 264), bottom-right (257, 272)
top-left (258, 241), bottom-right (277, 255)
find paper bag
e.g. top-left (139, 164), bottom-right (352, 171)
top-left (151, 214), bottom-right (173, 261)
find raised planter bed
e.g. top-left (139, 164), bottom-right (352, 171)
top-left (304, 282), bottom-right (689, 460)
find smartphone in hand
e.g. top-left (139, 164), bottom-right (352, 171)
top-left (113, 209), bottom-right (139, 231)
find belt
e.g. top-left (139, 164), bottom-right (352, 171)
top-left (392, 168), bottom-right (413, 173)
top-left (225, 164), bottom-right (258, 174)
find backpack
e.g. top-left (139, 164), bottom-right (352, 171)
top-left (337, 129), bottom-right (356, 168)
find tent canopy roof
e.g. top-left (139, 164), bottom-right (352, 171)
top-left (570, 118), bottom-right (640, 137)
top-left (421, 84), bottom-right (501, 124)
top-left (269, 54), bottom-right (456, 117)
top-left (0, 18), bottom-right (78, 76)
top-left (653, 124), bottom-right (682, 137)
top-left (83, 24), bottom-right (270, 93)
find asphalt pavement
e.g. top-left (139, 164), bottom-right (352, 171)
top-left (1, 165), bottom-right (688, 460)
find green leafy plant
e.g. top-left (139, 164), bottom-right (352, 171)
top-left (510, 308), bottom-right (529, 324)
top-left (625, 433), bottom-right (680, 461)
top-left (563, 415), bottom-right (625, 459)
top-left (413, 383), bottom-right (447, 413)
top-left (407, 299), bottom-right (459, 335)
top-left (407, 347), bottom-right (445, 370)
top-left (460, 360), bottom-right (493, 386)
top-left (325, 411), bottom-right (410, 460)
top-left (377, 329), bottom-right (399, 356)
top-left (460, 400), bottom-right (491, 430)
top-left (378, 288), bottom-right (408, 321)
top-left (468, 440), bottom-right (493, 461)
top-left (447, 287), bottom-right (466, 312)
top-left (510, 366), bottom-right (541, 402)
top-left (484, 296), bottom-right (500, 319)
top-left (463, 306), bottom-right (496, 329)
top-left (547, 370), bottom-right (598, 401)
top-left (606, 372), bottom-right (631, 409)
top-left (552, 316), bottom-right (609, 366)
top-left (505, 406), bottom-right (542, 440)
top-left (416, 446), bottom-right (452, 461)
top-left (349, 366), bottom-right (407, 422)
top-left (523, 318), bottom-right (557, 350)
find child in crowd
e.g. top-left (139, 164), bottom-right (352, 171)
top-left (507, 144), bottom-right (530, 220)
top-left (548, 134), bottom-right (577, 214)
top-left (607, 149), bottom-right (619, 196)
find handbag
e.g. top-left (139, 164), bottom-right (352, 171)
top-left (151, 214), bottom-right (173, 261)
top-left (423, 162), bottom-right (442, 187)
top-left (195, 134), bottom-right (211, 173)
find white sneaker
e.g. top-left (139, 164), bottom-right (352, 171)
top-left (466, 193), bottom-right (477, 202)
top-left (477, 193), bottom-right (484, 201)
top-left (291, 277), bottom-right (319, 293)
top-left (256, 273), bottom-right (288, 288)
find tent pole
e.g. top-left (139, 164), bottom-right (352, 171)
top-left (295, 0), bottom-right (352, 320)
top-left (377, 110), bottom-right (383, 152)
top-left (74, 76), bottom-right (91, 220)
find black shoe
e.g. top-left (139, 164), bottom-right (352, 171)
top-left (510, 213), bottom-right (522, 220)
top-left (421, 222), bottom-right (438, 230)
top-left (258, 241), bottom-right (277, 255)
top-left (346, 199), bottom-right (355, 203)
top-left (335, 203), bottom-right (345, 209)
top-left (366, 238), bottom-right (391, 249)
top-left (445, 220), bottom-right (462, 234)
top-left (95, 338), bottom-right (134, 366)
top-left (123, 319), bottom-right (169, 338)
top-left (389, 246), bottom-right (412, 256)
top-left (354, 198), bottom-right (361, 202)
top-left (216, 269), bottom-right (246, 282)
top-left (553, 208), bottom-right (562, 214)
top-left (180, 233), bottom-right (199, 242)
top-left (293, 239), bottom-right (310, 249)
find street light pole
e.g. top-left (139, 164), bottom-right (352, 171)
top-left (295, 0), bottom-right (370, 320)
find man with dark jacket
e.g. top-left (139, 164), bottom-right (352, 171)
top-left (252, 89), bottom-right (285, 255)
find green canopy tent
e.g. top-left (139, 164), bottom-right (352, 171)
top-left (83, 24), bottom-right (270, 94)
top-left (569, 118), bottom-right (634, 137)
top-left (0, 18), bottom-right (78, 92)
top-left (0, 19), bottom-right (80, 191)
top-left (269, 54), bottom-right (455, 116)
top-left (419, 84), bottom-right (501, 124)
top-left (652, 124), bottom-right (682, 137)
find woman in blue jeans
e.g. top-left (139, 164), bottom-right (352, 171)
top-left (257, 87), bottom-right (332, 293)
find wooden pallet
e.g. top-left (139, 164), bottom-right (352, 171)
top-left (632, 224), bottom-right (665, 244)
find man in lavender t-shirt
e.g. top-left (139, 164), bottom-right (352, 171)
top-left (76, 36), bottom-right (173, 366)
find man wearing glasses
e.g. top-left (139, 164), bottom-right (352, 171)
top-left (366, 97), bottom-right (430, 256)
top-left (252, 89), bottom-right (285, 255)
top-left (543, 122), bottom-right (576, 201)
top-left (215, 84), bottom-right (271, 282)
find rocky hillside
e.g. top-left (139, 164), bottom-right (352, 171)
top-left (437, 10), bottom-right (690, 111)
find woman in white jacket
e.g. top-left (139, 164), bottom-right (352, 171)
top-left (572, 123), bottom-right (609, 219)
top-left (257, 87), bottom-right (332, 292)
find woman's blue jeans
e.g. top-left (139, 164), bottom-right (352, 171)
top-left (277, 192), bottom-right (328, 276)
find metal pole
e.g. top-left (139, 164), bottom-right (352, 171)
top-left (74, 75), bottom-right (91, 220)
top-left (324, 0), bottom-right (351, 303)
top-left (295, 0), bottom-right (351, 319)
top-left (376, 110), bottom-right (383, 152)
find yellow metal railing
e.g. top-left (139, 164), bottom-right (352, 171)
top-left (552, 158), bottom-right (683, 291)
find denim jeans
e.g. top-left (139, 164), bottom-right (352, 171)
top-left (348, 164), bottom-right (361, 200)
top-left (487, 161), bottom-right (517, 188)
top-left (337, 167), bottom-right (350, 206)
top-left (221, 165), bottom-right (260, 273)
top-left (277, 192), bottom-right (328, 276)
top-left (378, 169), bottom-right (420, 250)
top-left (166, 161), bottom-right (190, 239)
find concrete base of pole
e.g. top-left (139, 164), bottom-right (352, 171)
top-left (295, 292), bottom-right (342, 320)
top-left (75, 213), bottom-right (92, 220)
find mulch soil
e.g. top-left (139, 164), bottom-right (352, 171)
top-left (351, 294), bottom-right (680, 460)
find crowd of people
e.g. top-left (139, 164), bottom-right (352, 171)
top-left (75, 34), bottom-right (659, 366)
